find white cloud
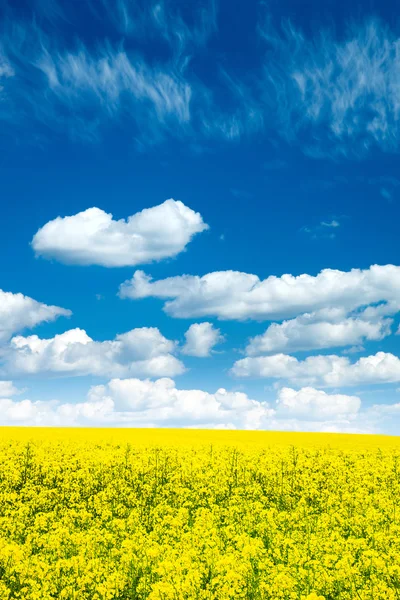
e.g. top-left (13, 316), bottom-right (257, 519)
top-left (0, 381), bottom-right (19, 397)
top-left (232, 351), bottom-right (400, 387)
top-left (301, 219), bottom-right (341, 239)
top-left (0, 378), bottom-right (373, 433)
top-left (0, 397), bottom-right (53, 424)
top-left (276, 387), bottom-right (361, 420)
top-left (0, 2), bottom-right (217, 145)
top-left (0, 392), bottom-right (375, 432)
top-left (84, 378), bottom-right (273, 428)
top-left (0, 378), bottom-right (274, 429)
top-left (246, 313), bottom-right (392, 354)
top-left (35, 32), bottom-right (261, 146)
top-left (32, 199), bottom-right (208, 267)
top-left (0, 56), bottom-right (14, 79)
top-left (0, 327), bottom-right (185, 378)
top-left (37, 46), bottom-right (192, 131)
top-left (260, 18), bottom-right (400, 156)
top-left (111, 0), bottom-right (218, 50)
top-left (0, 52), bottom-right (14, 104)
top-left (119, 264), bottom-right (400, 321)
top-left (369, 401), bottom-right (400, 416)
top-left (0, 50), bottom-right (14, 107)
top-left (342, 345), bottom-right (365, 355)
top-left (358, 400), bottom-right (400, 435)
top-left (322, 220), bottom-right (340, 228)
top-left (85, 0), bottom-right (217, 47)
top-left (0, 289), bottom-right (71, 342)
top-left (4, 7), bottom-right (400, 157)
top-left (182, 322), bottom-right (224, 357)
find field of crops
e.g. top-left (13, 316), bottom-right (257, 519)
top-left (0, 429), bottom-right (400, 600)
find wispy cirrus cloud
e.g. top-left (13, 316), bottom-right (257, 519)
top-left (0, 46), bottom-right (14, 116)
top-left (0, 52), bottom-right (13, 80)
top-left (86, 0), bottom-right (218, 54)
top-left (300, 218), bottom-right (341, 240)
top-left (3, 2), bottom-right (400, 157)
top-left (0, 0), bottom-right (263, 148)
top-left (259, 18), bottom-right (400, 157)
top-left (0, 0), bottom-right (216, 145)
top-left (34, 44), bottom-right (194, 144)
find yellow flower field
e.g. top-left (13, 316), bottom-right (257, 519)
top-left (0, 428), bottom-right (400, 600)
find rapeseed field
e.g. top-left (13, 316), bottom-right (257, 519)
top-left (0, 428), bottom-right (400, 600)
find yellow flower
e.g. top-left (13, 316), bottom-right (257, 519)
top-left (0, 429), bottom-right (399, 599)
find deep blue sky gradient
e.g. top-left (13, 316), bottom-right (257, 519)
top-left (1, 0), bottom-right (400, 430)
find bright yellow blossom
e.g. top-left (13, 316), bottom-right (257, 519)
top-left (0, 428), bottom-right (399, 599)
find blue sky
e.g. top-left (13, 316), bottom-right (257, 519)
top-left (1, 0), bottom-right (400, 433)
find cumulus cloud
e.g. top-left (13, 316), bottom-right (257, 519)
top-left (0, 380), bottom-right (20, 397)
top-left (0, 327), bottom-right (185, 378)
top-left (276, 387), bottom-right (361, 420)
top-left (232, 351), bottom-right (400, 387)
top-left (246, 313), bottom-right (392, 354)
top-left (357, 400), bottom-right (400, 435)
top-left (0, 378), bottom-right (374, 433)
top-left (0, 397), bottom-right (54, 424)
top-left (119, 264), bottom-right (400, 321)
top-left (182, 322), bottom-right (224, 357)
top-left (32, 199), bottom-right (208, 267)
top-left (260, 18), bottom-right (400, 156)
top-left (0, 289), bottom-right (71, 342)
top-left (0, 378), bottom-right (274, 429)
top-left (84, 377), bottom-right (274, 428)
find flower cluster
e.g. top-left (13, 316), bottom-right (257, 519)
top-left (0, 429), bottom-right (399, 599)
